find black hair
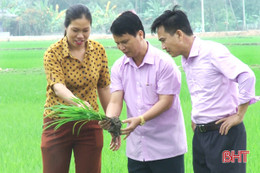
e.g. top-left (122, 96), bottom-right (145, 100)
top-left (64, 4), bottom-right (92, 36)
top-left (110, 11), bottom-right (145, 38)
top-left (151, 5), bottom-right (193, 36)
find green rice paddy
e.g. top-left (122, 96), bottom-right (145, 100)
top-left (0, 36), bottom-right (259, 173)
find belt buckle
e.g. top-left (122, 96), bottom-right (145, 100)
top-left (198, 125), bottom-right (206, 133)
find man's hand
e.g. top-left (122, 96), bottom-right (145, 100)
top-left (121, 117), bottom-right (141, 140)
top-left (191, 121), bottom-right (196, 132)
top-left (215, 114), bottom-right (243, 135)
top-left (216, 102), bottom-right (249, 135)
top-left (110, 135), bottom-right (121, 151)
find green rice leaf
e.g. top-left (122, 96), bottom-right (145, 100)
top-left (44, 98), bottom-right (106, 134)
top-left (72, 120), bottom-right (88, 134)
top-left (44, 98), bottom-right (122, 139)
top-left (77, 121), bottom-right (89, 136)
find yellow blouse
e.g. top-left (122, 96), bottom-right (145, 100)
top-left (43, 37), bottom-right (110, 118)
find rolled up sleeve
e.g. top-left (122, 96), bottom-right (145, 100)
top-left (237, 71), bottom-right (259, 105)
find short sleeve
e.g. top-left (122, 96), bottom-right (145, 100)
top-left (97, 45), bottom-right (111, 88)
top-left (110, 60), bottom-right (124, 93)
top-left (157, 59), bottom-right (181, 95)
top-left (43, 50), bottom-right (65, 89)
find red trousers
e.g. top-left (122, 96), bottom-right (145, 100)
top-left (41, 119), bottom-right (103, 173)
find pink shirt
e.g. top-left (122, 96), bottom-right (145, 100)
top-left (111, 43), bottom-right (187, 161)
top-left (182, 37), bottom-right (259, 124)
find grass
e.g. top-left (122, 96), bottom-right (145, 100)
top-left (203, 36), bottom-right (260, 44)
top-left (0, 40), bottom-right (56, 49)
top-left (0, 36), bottom-right (259, 173)
top-left (0, 50), bottom-right (45, 69)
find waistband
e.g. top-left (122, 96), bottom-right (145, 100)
top-left (196, 121), bottom-right (222, 133)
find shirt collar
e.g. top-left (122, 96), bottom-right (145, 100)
top-left (61, 36), bottom-right (94, 58)
top-left (124, 41), bottom-right (155, 67)
top-left (85, 39), bottom-right (94, 54)
top-left (61, 36), bottom-right (70, 58)
top-left (187, 36), bottom-right (200, 59)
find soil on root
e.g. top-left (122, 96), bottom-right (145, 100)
top-left (104, 117), bottom-right (122, 141)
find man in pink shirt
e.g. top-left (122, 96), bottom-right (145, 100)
top-left (151, 5), bottom-right (259, 173)
top-left (100, 11), bottom-right (187, 173)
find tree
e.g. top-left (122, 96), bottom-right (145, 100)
top-left (1, 0), bottom-right (260, 35)
top-left (90, 1), bottom-right (118, 33)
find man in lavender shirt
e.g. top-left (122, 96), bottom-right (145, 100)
top-left (99, 11), bottom-right (187, 173)
top-left (151, 5), bottom-right (259, 173)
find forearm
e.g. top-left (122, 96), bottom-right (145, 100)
top-left (106, 102), bottom-right (123, 118)
top-left (53, 83), bottom-right (78, 106)
top-left (120, 95), bottom-right (173, 138)
top-left (141, 95), bottom-right (173, 122)
top-left (98, 86), bottom-right (111, 113)
top-left (105, 91), bottom-right (124, 118)
top-left (237, 101), bottom-right (249, 121)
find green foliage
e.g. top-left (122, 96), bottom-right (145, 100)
top-left (142, 0), bottom-right (171, 21)
top-left (1, 0), bottom-right (260, 35)
top-left (141, 0), bottom-right (172, 30)
top-left (19, 8), bottom-right (48, 35)
top-left (0, 0), bottom-right (63, 35)
top-left (48, 7), bottom-right (66, 33)
top-left (90, 1), bottom-right (118, 33)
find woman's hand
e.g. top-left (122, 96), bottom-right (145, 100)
top-left (98, 120), bottom-right (111, 130)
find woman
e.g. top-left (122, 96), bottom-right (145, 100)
top-left (41, 4), bottom-right (111, 173)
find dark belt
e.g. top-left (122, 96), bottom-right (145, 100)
top-left (196, 121), bottom-right (221, 133)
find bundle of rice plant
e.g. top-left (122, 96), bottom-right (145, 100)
top-left (44, 98), bottom-right (121, 138)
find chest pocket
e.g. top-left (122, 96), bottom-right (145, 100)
top-left (142, 82), bottom-right (158, 105)
top-left (191, 67), bottom-right (219, 89)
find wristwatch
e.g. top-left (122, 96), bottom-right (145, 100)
top-left (139, 116), bottom-right (145, 126)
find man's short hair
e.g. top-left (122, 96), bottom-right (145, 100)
top-left (151, 5), bottom-right (193, 36)
top-left (110, 11), bottom-right (145, 38)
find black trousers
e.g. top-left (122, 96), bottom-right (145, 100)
top-left (128, 154), bottom-right (184, 173)
top-left (193, 122), bottom-right (247, 173)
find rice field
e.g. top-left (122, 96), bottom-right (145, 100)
top-left (0, 36), bottom-right (259, 173)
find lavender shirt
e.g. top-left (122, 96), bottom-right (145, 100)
top-left (111, 43), bottom-right (187, 161)
top-left (182, 37), bottom-right (259, 124)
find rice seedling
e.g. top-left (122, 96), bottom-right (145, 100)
top-left (44, 98), bottom-right (122, 139)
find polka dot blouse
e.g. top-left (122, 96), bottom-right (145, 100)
top-left (43, 37), bottom-right (111, 118)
